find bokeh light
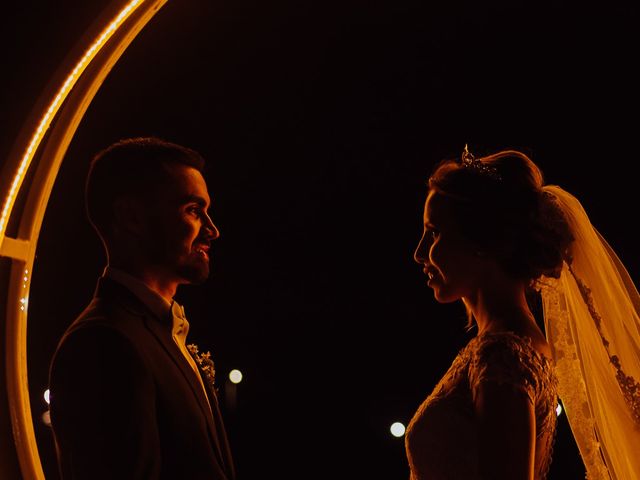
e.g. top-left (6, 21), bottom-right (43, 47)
top-left (41, 410), bottom-right (51, 427)
top-left (229, 369), bottom-right (243, 384)
top-left (390, 422), bottom-right (405, 437)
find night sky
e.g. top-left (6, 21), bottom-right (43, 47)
top-left (2, 0), bottom-right (638, 478)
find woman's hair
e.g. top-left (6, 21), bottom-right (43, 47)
top-left (428, 148), bottom-right (573, 283)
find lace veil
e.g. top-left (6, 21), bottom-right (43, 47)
top-left (537, 185), bottom-right (640, 480)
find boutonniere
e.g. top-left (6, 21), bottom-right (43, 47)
top-left (187, 343), bottom-right (216, 392)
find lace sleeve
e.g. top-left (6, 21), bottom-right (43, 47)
top-left (468, 333), bottom-right (543, 403)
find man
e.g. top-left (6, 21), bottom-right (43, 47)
top-left (49, 137), bottom-right (235, 479)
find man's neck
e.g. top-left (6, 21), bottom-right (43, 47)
top-left (107, 261), bottom-right (178, 304)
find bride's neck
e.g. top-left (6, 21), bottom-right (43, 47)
top-left (464, 280), bottom-right (535, 335)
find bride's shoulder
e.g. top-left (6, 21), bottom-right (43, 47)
top-left (470, 330), bottom-right (552, 369)
top-left (467, 331), bottom-right (556, 397)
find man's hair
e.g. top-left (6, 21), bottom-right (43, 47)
top-left (85, 136), bottom-right (206, 241)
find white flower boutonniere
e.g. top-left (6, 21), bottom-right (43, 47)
top-left (187, 343), bottom-right (216, 392)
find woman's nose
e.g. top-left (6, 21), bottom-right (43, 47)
top-left (413, 234), bottom-right (427, 264)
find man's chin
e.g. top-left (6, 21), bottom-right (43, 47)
top-left (178, 264), bottom-right (210, 285)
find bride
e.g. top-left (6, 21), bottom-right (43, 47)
top-left (406, 146), bottom-right (640, 479)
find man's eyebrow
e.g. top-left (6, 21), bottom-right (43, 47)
top-left (181, 194), bottom-right (209, 207)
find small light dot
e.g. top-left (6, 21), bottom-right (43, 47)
top-left (390, 422), bottom-right (406, 437)
top-left (23, 276), bottom-right (28, 282)
top-left (42, 410), bottom-right (51, 427)
top-left (44, 389), bottom-right (50, 404)
top-left (229, 369), bottom-right (243, 384)
top-left (556, 403), bottom-right (563, 416)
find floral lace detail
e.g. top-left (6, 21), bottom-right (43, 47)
top-left (538, 277), bottom-right (610, 480)
top-left (568, 266), bottom-right (640, 427)
top-left (468, 332), bottom-right (558, 480)
top-left (406, 331), bottom-right (558, 480)
top-left (537, 184), bottom-right (640, 479)
top-left (471, 333), bottom-right (557, 411)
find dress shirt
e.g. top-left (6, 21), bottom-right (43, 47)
top-left (104, 267), bottom-right (211, 411)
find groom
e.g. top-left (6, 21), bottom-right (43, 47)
top-left (49, 137), bottom-right (235, 479)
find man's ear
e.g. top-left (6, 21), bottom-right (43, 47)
top-left (113, 196), bottom-right (146, 236)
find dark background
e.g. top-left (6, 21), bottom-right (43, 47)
top-left (2, 0), bottom-right (638, 478)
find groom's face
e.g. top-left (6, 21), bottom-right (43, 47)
top-left (139, 162), bottom-right (219, 285)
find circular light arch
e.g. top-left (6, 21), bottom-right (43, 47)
top-left (0, 1), bottom-right (168, 478)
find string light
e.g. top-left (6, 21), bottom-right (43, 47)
top-left (1, 1), bottom-right (168, 477)
top-left (0, 0), bottom-right (143, 241)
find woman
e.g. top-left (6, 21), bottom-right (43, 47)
top-left (406, 146), bottom-right (640, 480)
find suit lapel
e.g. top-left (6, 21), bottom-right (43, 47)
top-left (94, 277), bottom-right (229, 474)
top-left (143, 315), bottom-right (229, 469)
top-left (203, 381), bottom-right (236, 479)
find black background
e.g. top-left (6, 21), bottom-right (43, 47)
top-left (1, 0), bottom-right (638, 478)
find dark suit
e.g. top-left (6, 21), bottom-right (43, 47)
top-left (49, 277), bottom-right (235, 479)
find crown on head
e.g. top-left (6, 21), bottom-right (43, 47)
top-left (461, 144), bottom-right (501, 180)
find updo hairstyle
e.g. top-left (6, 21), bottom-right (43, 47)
top-left (428, 149), bottom-right (573, 282)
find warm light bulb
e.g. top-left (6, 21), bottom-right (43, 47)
top-left (229, 369), bottom-right (243, 384)
top-left (41, 410), bottom-right (51, 427)
top-left (390, 422), bottom-right (406, 437)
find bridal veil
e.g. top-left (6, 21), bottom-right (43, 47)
top-left (538, 185), bottom-right (640, 480)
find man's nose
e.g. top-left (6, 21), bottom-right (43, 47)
top-left (203, 213), bottom-right (220, 239)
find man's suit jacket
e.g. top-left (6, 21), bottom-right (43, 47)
top-left (49, 277), bottom-right (236, 479)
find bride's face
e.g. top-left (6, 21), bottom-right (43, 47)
top-left (414, 191), bottom-right (485, 303)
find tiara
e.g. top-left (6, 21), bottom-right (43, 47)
top-left (461, 144), bottom-right (501, 180)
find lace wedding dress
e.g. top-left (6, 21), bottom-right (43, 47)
top-left (405, 331), bottom-right (558, 480)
